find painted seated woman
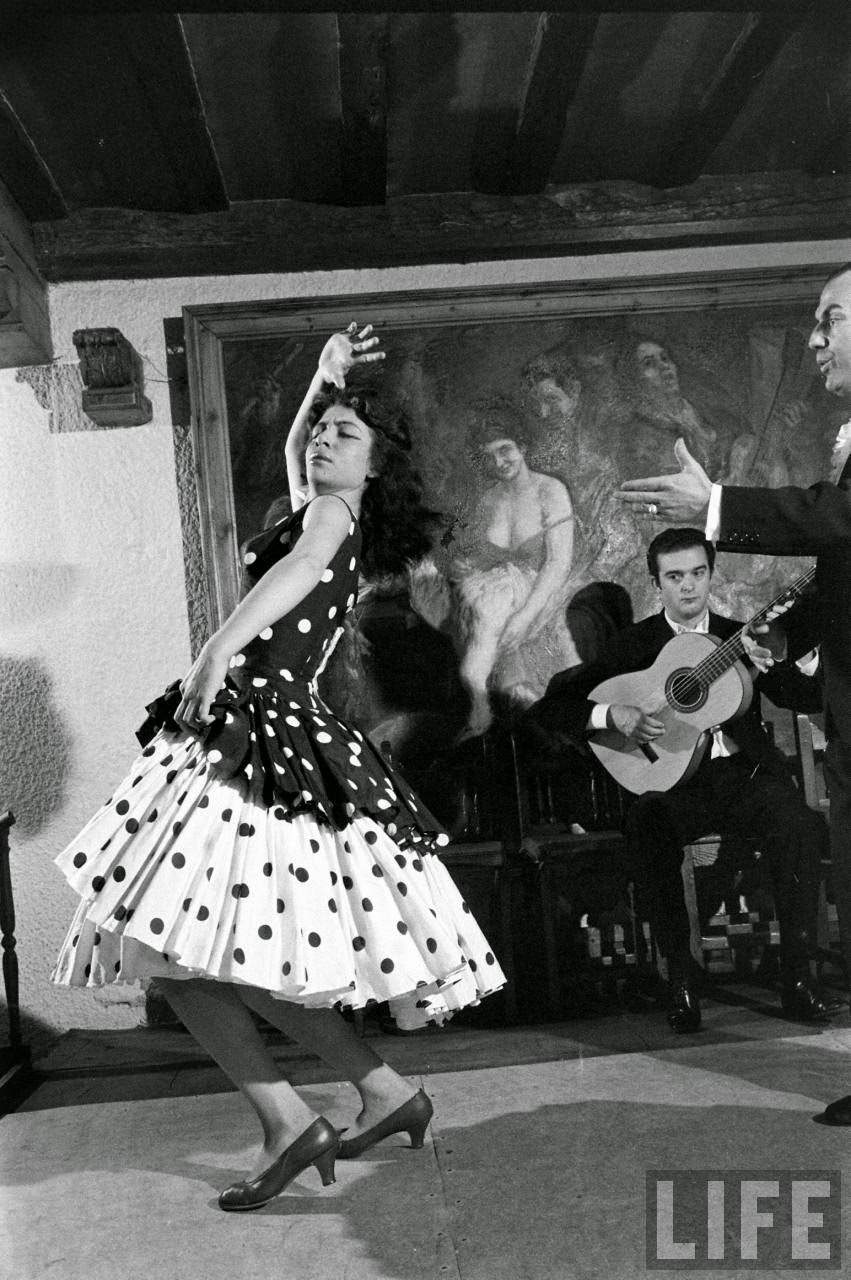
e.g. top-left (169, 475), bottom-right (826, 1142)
top-left (411, 399), bottom-right (581, 738)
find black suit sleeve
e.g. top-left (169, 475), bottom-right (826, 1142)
top-left (758, 658), bottom-right (824, 715)
top-left (531, 626), bottom-right (655, 738)
top-left (532, 661), bottom-right (610, 737)
top-left (719, 483), bottom-right (851, 556)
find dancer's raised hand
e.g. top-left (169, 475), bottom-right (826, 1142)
top-left (317, 322), bottom-right (385, 389)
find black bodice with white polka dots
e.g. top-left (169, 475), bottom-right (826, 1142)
top-left (138, 499), bottom-right (446, 847)
top-left (236, 498), bottom-right (361, 681)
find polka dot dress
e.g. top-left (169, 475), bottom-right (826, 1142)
top-left (52, 498), bottom-right (506, 1028)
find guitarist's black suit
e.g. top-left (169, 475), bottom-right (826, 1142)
top-left (535, 608), bottom-right (827, 984)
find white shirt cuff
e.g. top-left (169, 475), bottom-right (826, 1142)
top-left (589, 703), bottom-right (610, 730)
top-left (705, 484), bottom-right (722, 542)
top-left (796, 648), bottom-right (820, 677)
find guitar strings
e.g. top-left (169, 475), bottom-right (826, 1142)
top-left (665, 567), bottom-right (816, 707)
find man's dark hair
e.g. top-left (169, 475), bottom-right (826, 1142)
top-left (646, 527), bottom-right (715, 585)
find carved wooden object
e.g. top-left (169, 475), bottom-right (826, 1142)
top-left (72, 327), bottom-right (153, 427)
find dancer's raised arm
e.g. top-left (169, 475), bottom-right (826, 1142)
top-left (285, 322), bottom-right (384, 509)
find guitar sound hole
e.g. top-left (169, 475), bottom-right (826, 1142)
top-left (666, 668), bottom-right (707, 712)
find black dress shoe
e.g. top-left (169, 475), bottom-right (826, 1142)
top-left (666, 981), bottom-right (701, 1034)
top-left (780, 979), bottom-right (837, 1024)
top-left (814, 1094), bottom-right (851, 1126)
top-left (337, 1090), bottom-right (433, 1160)
top-left (218, 1117), bottom-right (338, 1212)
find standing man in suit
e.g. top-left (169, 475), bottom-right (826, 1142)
top-left (619, 264), bottom-right (851, 1120)
top-left (534, 527), bottom-right (832, 1034)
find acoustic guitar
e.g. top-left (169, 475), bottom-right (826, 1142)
top-left (588, 567), bottom-right (816, 794)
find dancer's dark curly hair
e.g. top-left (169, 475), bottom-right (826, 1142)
top-left (308, 379), bottom-right (442, 578)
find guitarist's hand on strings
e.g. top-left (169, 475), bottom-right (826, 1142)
top-left (607, 704), bottom-right (666, 744)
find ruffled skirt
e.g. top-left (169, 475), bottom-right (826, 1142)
top-left (52, 675), bottom-right (506, 1029)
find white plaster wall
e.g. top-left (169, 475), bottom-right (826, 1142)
top-left (2, 238), bottom-right (849, 1047)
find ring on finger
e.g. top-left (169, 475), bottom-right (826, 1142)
top-left (646, 502), bottom-right (658, 516)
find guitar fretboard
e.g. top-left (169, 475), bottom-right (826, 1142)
top-left (669, 566), bottom-right (816, 703)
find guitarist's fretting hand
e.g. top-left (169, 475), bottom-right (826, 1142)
top-left (743, 596), bottom-right (797, 669)
top-left (607, 704), bottom-right (666, 744)
top-left (741, 630), bottom-right (775, 674)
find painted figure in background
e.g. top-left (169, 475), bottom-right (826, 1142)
top-left (411, 399), bottom-right (581, 738)
top-left (521, 345), bottom-right (642, 584)
top-left (620, 338), bottom-right (722, 478)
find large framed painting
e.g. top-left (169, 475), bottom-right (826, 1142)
top-left (183, 266), bottom-right (838, 823)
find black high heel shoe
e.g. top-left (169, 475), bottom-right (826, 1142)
top-left (337, 1089), bottom-right (433, 1160)
top-left (218, 1116), bottom-right (338, 1212)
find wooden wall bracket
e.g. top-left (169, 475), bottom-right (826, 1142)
top-left (72, 326), bottom-right (153, 427)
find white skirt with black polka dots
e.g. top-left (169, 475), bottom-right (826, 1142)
top-left (52, 729), bottom-right (506, 1029)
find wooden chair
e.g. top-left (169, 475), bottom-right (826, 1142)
top-left (0, 810), bottom-right (31, 1112)
top-left (431, 732), bottom-right (519, 1022)
top-left (506, 729), bottom-right (655, 1018)
top-left (680, 713), bottom-right (834, 979)
top-left (681, 835), bottom-right (781, 979)
top-left (793, 713), bottom-right (838, 968)
top-left (794, 712), bottom-right (830, 816)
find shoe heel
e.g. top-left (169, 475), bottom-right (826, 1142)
top-left (406, 1118), bottom-right (430, 1150)
top-left (313, 1149), bottom-right (337, 1186)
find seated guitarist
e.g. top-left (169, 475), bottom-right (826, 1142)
top-left (535, 526), bottom-right (834, 1033)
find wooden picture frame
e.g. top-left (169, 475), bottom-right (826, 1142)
top-left (179, 260), bottom-right (838, 853)
top-left (183, 264), bottom-right (833, 632)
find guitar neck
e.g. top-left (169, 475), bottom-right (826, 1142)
top-left (695, 567), bottom-right (816, 687)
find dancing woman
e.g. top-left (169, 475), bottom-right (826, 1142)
top-left (52, 324), bottom-right (505, 1210)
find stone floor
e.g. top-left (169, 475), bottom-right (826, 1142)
top-left (6, 988), bottom-right (851, 1280)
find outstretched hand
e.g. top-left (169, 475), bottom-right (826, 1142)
top-left (317, 322), bottom-right (385, 389)
top-left (618, 438), bottom-right (713, 523)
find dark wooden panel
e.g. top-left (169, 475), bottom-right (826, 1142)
top-left (32, 173), bottom-right (851, 282)
top-left (336, 13), bottom-right (389, 206)
top-left (0, 95), bottom-right (65, 221)
top-left (10, 2), bottom-right (822, 15)
top-left (648, 8), bottom-right (814, 187)
top-left (183, 13), bottom-right (344, 203)
top-left (550, 11), bottom-right (743, 185)
top-left (473, 12), bottom-right (600, 195)
top-left (0, 15), bottom-right (226, 212)
top-left (710, 8), bottom-right (851, 178)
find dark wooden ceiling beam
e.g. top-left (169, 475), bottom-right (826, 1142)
top-left (0, 94), bottom-right (66, 221)
top-left (31, 173), bottom-right (851, 282)
top-left (472, 13), bottom-right (599, 196)
top-left (0, 16), bottom-right (227, 214)
top-left (336, 14), bottom-right (389, 206)
top-left (649, 7), bottom-right (814, 188)
top-left (504, 12), bottom-right (599, 194)
top-left (11, 2), bottom-right (821, 15)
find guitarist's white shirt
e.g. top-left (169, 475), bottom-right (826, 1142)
top-left (590, 610), bottom-right (737, 759)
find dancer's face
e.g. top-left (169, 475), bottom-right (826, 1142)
top-left (306, 406), bottom-right (375, 494)
top-left (654, 546), bottom-right (711, 626)
top-left (482, 437), bottom-right (526, 481)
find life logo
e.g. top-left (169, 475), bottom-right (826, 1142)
top-left (645, 1169), bottom-right (842, 1269)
